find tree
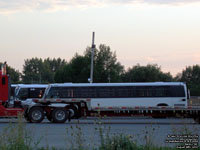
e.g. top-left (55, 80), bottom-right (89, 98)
top-left (55, 44), bottom-right (124, 83)
top-left (84, 44), bottom-right (124, 83)
top-left (22, 57), bottom-right (66, 83)
top-left (44, 58), bottom-right (66, 73)
top-left (122, 64), bottom-right (173, 82)
top-left (175, 65), bottom-right (200, 96)
top-left (22, 58), bottom-right (43, 83)
top-left (0, 62), bottom-right (21, 83)
top-left (95, 44), bottom-right (124, 82)
top-left (43, 58), bottom-right (67, 83)
top-left (55, 54), bottom-right (90, 83)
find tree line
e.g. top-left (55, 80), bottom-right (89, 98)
top-left (1, 44), bottom-right (200, 96)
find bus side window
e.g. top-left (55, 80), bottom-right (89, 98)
top-left (18, 88), bottom-right (28, 100)
top-left (2, 77), bottom-right (5, 85)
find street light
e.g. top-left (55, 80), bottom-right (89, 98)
top-left (89, 32), bottom-right (95, 83)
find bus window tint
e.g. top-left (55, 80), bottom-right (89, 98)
top-left (146, 87), bottom-right (154, 97)
top-left (87, 87), bottom-right (97, 98)
top-left (81, 87), bottom-right (90, 98)
top-left (154, 86), bottom-right (170, 97)
top-left (73, 87), bottom-right (81, 98)
top-left (99, 87), bottom-right (110, 98)
top-left (45, 84), bottom-right (186, 99)
top-left (29, 88), bottom-right (45, 98)
top-left (60, 87), bottom-right (73, 98)
top-left (136, 87), bottom-right (145, 97)
top-left (18, 88), bottom-right (28, 100)
top-left (155, 87), bottom-right (164, 97)
top-left (170, 86), bottom-right (185, 97)
top-left (46, 87), bottom-right (59, 98)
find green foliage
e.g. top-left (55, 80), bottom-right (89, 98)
top-left (122, 64), bottom-right (173, 82)
top-left (55, 44), bottom-right (124, 83)
top-left (55, 54), bottom-right (90, 83)
top-left (22, 58), bottom-right (66, 83)
top-left (94, 44), bottom-right (124, 83)
top-left (175, 65), bottom-right (200, 96)
top-left (0, 114), bottom-right (40, 150)
top-left (99, 134), bottom-right (137, 150)
top-left (0, 62), bottom-right (21, 84)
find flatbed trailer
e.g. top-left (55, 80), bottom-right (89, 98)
top-left (22, 82), bottom-right (200, 124)
top-left (23, 98), bottom-right (200, 124)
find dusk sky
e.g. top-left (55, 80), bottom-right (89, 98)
top-left (0, 0), bottom-right (200, 76)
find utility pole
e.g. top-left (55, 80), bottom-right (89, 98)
top-left (89, 32), bottom-right (95, 83)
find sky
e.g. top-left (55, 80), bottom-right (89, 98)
top-left (0, 0), bottom-right (200, 76)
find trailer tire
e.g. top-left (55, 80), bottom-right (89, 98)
top-left (52, 108), bottom-right (68, 123)
top-left (47, 115), bottom-right (53, 122)
top-left (194, 117), bottom-right (200, 124)
top-left (66, 105), bottom-right (78, 119)
top-left (28, 107), bottom-right (44, 123)
top-left (24, 116), bottom-right (31, 122)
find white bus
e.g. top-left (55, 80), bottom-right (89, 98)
top-left (23, 82), bottom-right (193, 123)
top-left (10, 84), bottom-right (19, 100)
top-left (43, 82), bottom-right (188, 109)
top-left (15, 84), bottom-right (48, 101)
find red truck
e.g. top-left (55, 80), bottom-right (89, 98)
top-left (0, 63), bottom-right (23, 117)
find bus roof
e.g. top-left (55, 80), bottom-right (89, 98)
top-left (16, 84), bottom-right (48, 88)
top-left (49, 82), bottom-right (186, 87)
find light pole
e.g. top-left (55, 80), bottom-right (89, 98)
top-left (89, 32), bottom-right (95, 83)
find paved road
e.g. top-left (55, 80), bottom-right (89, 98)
top-left (0, 117), bottom-right (199, 149)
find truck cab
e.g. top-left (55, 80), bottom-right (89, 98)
top-left (0, 63), bottom-right (23, 117)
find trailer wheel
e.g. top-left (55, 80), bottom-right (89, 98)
top-left (66, 105), bottom-right (78, 119)
top-left (47, 115), bottom-right (52, 122)
top-left (28, 107), bottom-right (44, 123)
top-left (194, 117), bottom-right (200, 124)
top-left (52, 108), bottom-right (68, 123)
top-left (24, 116), bottom-right (31, 122)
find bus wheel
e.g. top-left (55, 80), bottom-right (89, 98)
top-left (52, 108), bottom-right (68, 123)
top-left (28, 107), bottom-right (44, 123)
top-left (157, 103), bottom-right (168, 107)
top-left (67, 105), bottom-right (78, 119)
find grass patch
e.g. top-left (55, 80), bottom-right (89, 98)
top-left (0, 114), bottom-right (41, 150)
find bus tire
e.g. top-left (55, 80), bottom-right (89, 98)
top-left (52, 108), bottom-right (68, 123)
top-left (28, 107), bottom-right (44, 123)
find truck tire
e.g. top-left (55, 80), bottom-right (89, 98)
top-left (28, 107), bottom-right (44, 123)
top-left (52, 108), bottom-right (68, 123)
top-left (66, 105), bottom-right (78, 119)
